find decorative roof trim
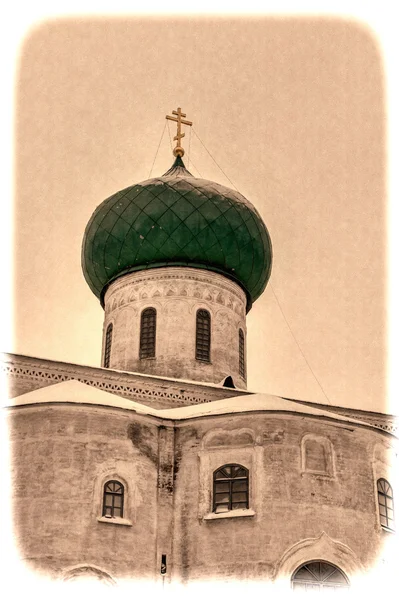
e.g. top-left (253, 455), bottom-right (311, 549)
top-left (1, 352), bottom-right (248, 409)
top-left (283, 397), bottom-right (398, 436)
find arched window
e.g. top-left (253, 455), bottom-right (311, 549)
top-left (213, 464), bottom-right (249, 513)
top-left (102, 480), bottom-right (124, 518)
top-left (292, 561), bottom-right (349, 591)
top-left (239, 328), bottom-right (245, 378)
top-left (103, 323), bottom-right (113, 368)
top-left (140, 308), bottom-right (156, 359)
top-left (377, 478), bottom-right (395, 530)
top-left (196, 309), bottom-right (211, 362)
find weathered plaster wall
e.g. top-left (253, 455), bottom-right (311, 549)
top-left (8, 404), bottom-right (161, 580)
top-left (8, 401), bottom-right (396, 587)
top-left (171, 413), bottom-right (395, 585)
top-left (102, 267), bottom-right (247, 387)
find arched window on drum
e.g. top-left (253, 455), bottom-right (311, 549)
top-left (140, 308), bottom-right (157, 359)
top-left (103, 323), bottom-right (113, 368)
top-left (196, 309), bottom-right (211, 362)
top-left (238, 328), bottom-right (245, 379)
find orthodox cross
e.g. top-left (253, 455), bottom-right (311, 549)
top-left (166, 107), bottom-right (193, 157)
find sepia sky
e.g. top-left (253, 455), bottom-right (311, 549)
top-left (6, 7), bottom-right (398, 414)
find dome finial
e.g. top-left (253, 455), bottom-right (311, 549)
top-left (166, 107), bottom-right (193, 157)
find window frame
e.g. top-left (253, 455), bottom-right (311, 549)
top-left (195, 308), bottom-right (211, 362)
top-left (139, 307), bottom-right (157, 359)
top-left (377, 478), bottom-right (395, 531)
top-left (103, 323), bottom-right (113, 368)
top-left (95, 472), bottom-right (133, 527)
top-left (212, 463), bottom-right (249, 514)
top-left (238, 328), bottom-right (245, 379)
top-left (102, 479), bottom-right (125, 519)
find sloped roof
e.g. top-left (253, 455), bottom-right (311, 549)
top-left (8, 379), bottom-right (374, 428)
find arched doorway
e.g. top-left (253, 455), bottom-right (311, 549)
top-left (63, 565), bottom-right (115, 586)
top-left (292, 560), bottom-right (349, 592)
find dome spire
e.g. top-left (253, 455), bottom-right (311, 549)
top-left (162, 154), bottom-right (193, 177)
top-left (166, 107), bottom-right (193, 157)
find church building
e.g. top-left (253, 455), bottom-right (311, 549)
top-left (3, 108), bottom-right (397, 592)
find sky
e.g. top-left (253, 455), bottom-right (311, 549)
top-left (3, 3), bottom-right (399, 415)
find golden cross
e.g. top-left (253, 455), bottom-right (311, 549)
top-left (166, 107), bottom-right (193, 157)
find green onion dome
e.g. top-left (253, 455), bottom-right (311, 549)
top-left (82, 156), bottom-right (272, 309)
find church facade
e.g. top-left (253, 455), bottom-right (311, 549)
top-left (4, 109), bottom-right (397, 591)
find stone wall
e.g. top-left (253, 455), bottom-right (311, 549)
top-left (102, 267), bottom-right (247, 387)
top-left (172, 413), bottom-right (397, 586)
top-left (8, 404), bottom-right (161, 580)
top-left (8, 399), bottom-right (397, 587)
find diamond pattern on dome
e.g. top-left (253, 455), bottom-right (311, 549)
top-left (82, 158), bottom-right (272, 307)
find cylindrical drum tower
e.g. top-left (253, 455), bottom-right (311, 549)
top-left (82, 155), bottom-right (272, 388)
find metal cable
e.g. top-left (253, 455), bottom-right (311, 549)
top-left (192, 128), bottom-right (238, 190)
top-left (166, 120), bottom-right (173, 152)
top-left (148, 122), bottom-right (167, 178)
top-left (270, 283), bottom-right (332, 405)
top-left (187, 154), bottom-right (202, 178)
top-left (188, 126), bottom-right (192, 169)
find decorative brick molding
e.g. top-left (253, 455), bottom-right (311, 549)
top-left (342, 414), bottom-right (397, 435)
top-left (104, 267), bottom-right (247, 319)
top-left (1, 352), bottom-right (248, 409)
top-left (274, 531), bottom-right (365, 584)
top-left (287, 398), bottom-right (398, 436)
top-left (202, 427), bottom-right (255, 449)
